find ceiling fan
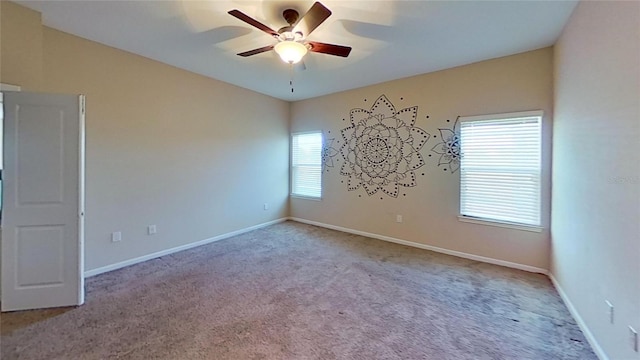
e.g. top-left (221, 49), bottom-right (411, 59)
top-left (228, 2), bottom-right (352, 65)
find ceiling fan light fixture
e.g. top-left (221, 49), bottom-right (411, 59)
top-left (274, 41), bottom-right (308, 64)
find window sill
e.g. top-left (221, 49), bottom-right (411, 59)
top-left (290, 194), bottom-right (322, 201)
top-left (457, 215), bottom-right (543, 233)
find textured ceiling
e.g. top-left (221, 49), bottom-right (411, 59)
top-left (17, 0), bottom-right (578, 101)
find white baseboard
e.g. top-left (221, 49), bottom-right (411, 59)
top-left (0, 83), bottom-right (21, 91)
top-left (288, 217), bottom-right (549, 274)
top-left (549, 274), bottom-right (609, 360)
top-left (84, 218), bottom-right (288, 278)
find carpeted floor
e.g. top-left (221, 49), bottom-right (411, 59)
top-left (1, 221), bottom-right (596, 360)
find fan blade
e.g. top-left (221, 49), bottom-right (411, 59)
top-left (237, 45), bottom-right (275, 57)
top-left (307, 41), bottom-right (352, 57)
top-left (228, 10), bottom-right (278, 37)
top-left (292, 2), bottom-right (331, 37)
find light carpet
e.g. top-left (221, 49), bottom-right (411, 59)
top-left (1, 221), bottom-right (597, 359)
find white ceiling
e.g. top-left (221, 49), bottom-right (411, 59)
top-left (17, 0), bottom-right (578, 101)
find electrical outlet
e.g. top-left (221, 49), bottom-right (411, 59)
top-left (605, 300), bottom-right (614, 324)
top-left (630, 326), bottom-right (638, 352)
top-left (396, 215), bottom-right (403, 223)
top-left (111, 231), bottom-right (122, 242)
top-left (148, 225), bottom-right (157, 235)
top-left (263, 203), bottom-right (269, 210)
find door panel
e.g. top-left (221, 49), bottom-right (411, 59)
top-left (16, 105), bottom-right (65, 205)
top-left (1, 92), bottom-right (85, 312)
top-left (17, 225), bottom-right (65, 286)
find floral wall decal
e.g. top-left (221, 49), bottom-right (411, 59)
top-left (430, 117), bottom-right (460, 173)
top-left (322, 137), bottom-right (340, 172)
top-left (339, 95), bottom-right (430, 198)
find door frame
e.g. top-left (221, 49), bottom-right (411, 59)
top-left (0, 83), bottom-right (21, 303)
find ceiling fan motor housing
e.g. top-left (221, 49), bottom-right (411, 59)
top-left (282, 9), bottom-right (299, 25)
top-left (278, 9), bottom-right (303, 40)
top-left (278, 31), bottom-right (303, 42)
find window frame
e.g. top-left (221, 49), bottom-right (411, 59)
top-left (290, 131), bottom-right (323, 200)
top-left (458, 110), bottom-right (543, 232)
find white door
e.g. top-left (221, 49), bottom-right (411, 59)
top-left (1, 92), bottom-right (85, 312)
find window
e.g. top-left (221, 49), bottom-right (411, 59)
top-left (459, 111), bottom-right (542, 230)
top-left (291, 132), bottom-right (322, 199)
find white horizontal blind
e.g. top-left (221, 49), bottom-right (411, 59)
top-left (291, 132), bottom-right (322, 198)
top-left (460, 113), bottom-right (542, 226)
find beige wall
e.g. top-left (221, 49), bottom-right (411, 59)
top-left (552, 1), bottom-right (640, 359)
top-left (1, 2), bottom-right (290, 271)
top-left (290, 48), bottom-right (554, 270)
top-left (0, 1), bottom-right (43, 90)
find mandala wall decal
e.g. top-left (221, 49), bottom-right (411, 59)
top-left (322, 137), bottom-right (340, 172)
top-left (430, 117), bottom-right (460, 173)
top-left (339, 95), bottom-right (430, 198)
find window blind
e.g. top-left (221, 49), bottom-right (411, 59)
top-left (459, 113), bottom-right (542, 227)
top-left (291, 132), bottom-right (322, 198)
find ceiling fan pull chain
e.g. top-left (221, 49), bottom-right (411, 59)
top-left (289, 63), bottom-right (295, 93)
